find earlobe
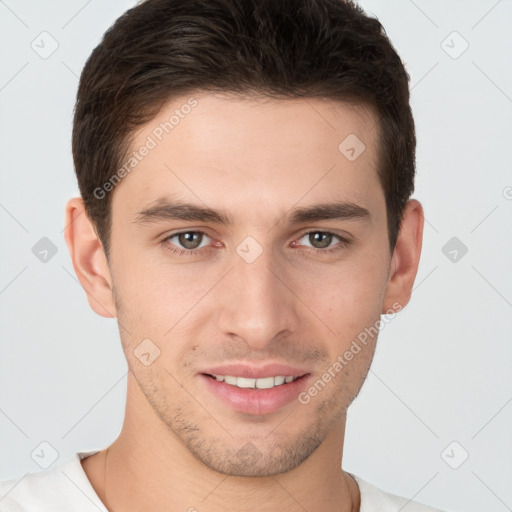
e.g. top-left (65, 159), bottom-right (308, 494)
top-left (63, 197), bottom-right (117, 318)
top-left (381, 199), bottom-right (424, 314)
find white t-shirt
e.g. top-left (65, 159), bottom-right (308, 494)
top-left (0, 450), bottom-right (445, 512)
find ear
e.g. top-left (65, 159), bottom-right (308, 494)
top-left (64, 197), bottom-right (117, 318)
top-left (381, 199), bottom-right (424, 313)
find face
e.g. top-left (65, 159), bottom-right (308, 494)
top-left (105, 92), bottom-right (395, 476)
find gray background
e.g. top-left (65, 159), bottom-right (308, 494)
top-left (1, 1), bottom-right (511, 511)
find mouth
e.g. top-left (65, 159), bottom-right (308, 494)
top-left (199, 372), bottom-right (311, 415)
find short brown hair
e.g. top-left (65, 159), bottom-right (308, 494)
top-left (72, 0), bottom-right (416, 259)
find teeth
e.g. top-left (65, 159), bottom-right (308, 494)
top-left (224, 375), bottom-right (237, 385)
top-left (212, 375), bottom-right (299, 389)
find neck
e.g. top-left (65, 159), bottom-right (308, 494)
top-left (88, 374), bottom-right (360, 512)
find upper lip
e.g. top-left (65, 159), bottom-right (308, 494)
top-left (200, 363), bottom-right (310, 379)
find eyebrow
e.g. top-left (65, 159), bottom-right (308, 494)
top-left (133, 198), bottom-right (371, 226)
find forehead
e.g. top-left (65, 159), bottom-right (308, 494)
top-left (111, 92), bottom-right (383, 224)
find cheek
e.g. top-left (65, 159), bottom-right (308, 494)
top-left (112, 253), bottom-right (220, 350)
top-left (297, 253), bottom-right (388, 327)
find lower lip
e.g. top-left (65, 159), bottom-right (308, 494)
top-left (199, 373), bottom-right (311, 415)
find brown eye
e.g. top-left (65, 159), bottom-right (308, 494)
top-left (294, 231), bottom-right (350, 254)
top-left (308, 232), bottom-right (334, 249)
top-left (176, 231), bottom-right (204, 249)
top-left (163, 231), bottom-right (211, 254)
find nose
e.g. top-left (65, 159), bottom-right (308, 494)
top-left (216, 244), bottom-right (300, 350)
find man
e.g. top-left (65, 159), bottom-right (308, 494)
top-left (0, 0), bottom-right (447, 510)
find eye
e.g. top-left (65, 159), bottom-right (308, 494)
top-left (293, 231), bottom-right (350, 253)
top-left (162, 231), bottom-right (212, 256)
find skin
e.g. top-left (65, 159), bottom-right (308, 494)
top-left (64, 92), bottom-right (423, 512)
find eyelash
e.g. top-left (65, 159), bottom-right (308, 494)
top-left (161, 230), bottom-right (351, 257)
